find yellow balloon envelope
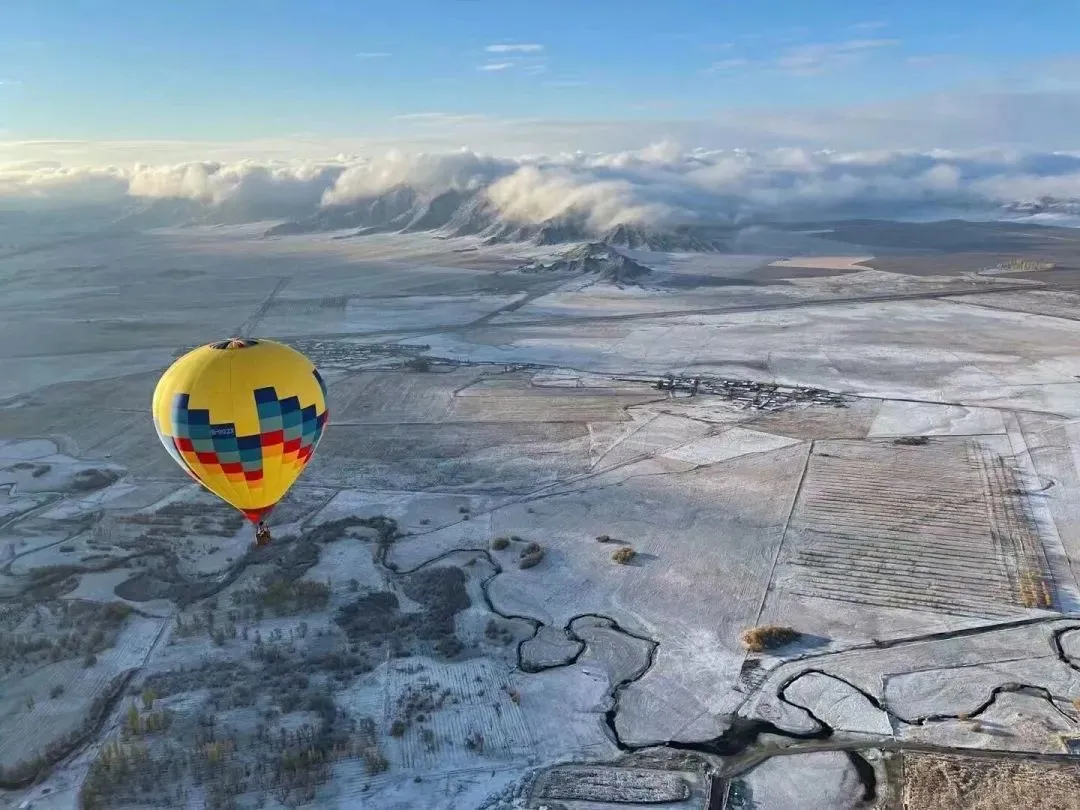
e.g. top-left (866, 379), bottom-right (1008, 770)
top-left (151, 338), bottom-right (328, 524)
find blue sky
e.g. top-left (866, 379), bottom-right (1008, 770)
top-left (1, 0), bottom-right (1079, 158)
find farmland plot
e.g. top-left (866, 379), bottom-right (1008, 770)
top-left (533, 764), bottom-right (694, 805)
top-left (0, 615), bottom-right (161, 774)
top-left (306, 422), bottom-right (591, 492)
top-left (447, 384), bottom-right (656, 424)
top-left (772, 437), bottom-right (1057, 619)
top-left (902, 753), bottom-right (1080, 810)
top-left (328, 368), bottom-right (483, 424)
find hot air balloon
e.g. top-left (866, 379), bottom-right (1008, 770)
top-left (151, 338), bottom-right (329, 546)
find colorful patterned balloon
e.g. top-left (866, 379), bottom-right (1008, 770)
top-left (152, 338), bottom-right (328, 524)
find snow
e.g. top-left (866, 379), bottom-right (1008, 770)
top-left (884, 657), bottom-right (1080, 725)
top-left (266, 293), bottom-right (527, 337)
top-left (412, 298), bottom-right (1080, 418)
top-left (331, 657), bottom-right (616, 808)
top-left (520, 625), bottom-right (582, 670)
top-left (783, 672), bottom-right (893, 735)
top-left (736, 750), bottom-right (874, 810)
top-left (661, 427), bottom-right (802, 466)
top-left (63, 569), bottom-right (136, 602)
top-left (0, 347), bottom-right (175, 401)
top-left (0, 439), bottom-right (64, 462)
top-left (7, 223), bottom-right (1080, 802)
top-left (39, 482), bottom-right (143, 520)
top-left (867, 400), bottom-right (1007, 437)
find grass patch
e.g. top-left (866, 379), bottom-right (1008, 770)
top-left (739, 625), bottom-right (799, 652)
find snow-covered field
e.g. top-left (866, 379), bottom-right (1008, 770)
top-left (768, 255), bottom-right (874, 270)
top-left (5, 224), bottom-right (1080, 808)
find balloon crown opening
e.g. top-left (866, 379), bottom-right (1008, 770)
top-left (210, 338), bottom-right (261, 350)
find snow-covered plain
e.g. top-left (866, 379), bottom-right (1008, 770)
top-left (4, 224), bottom-right (1080, 808)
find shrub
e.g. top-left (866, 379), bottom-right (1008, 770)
top-left (390, 720), bottom-right (407, 737)
top-left (102, 602), bottom-right (132, 623)
top-left (596, 534), bottom-right (616, 543)
top-left (420, 727), bottom-right (437, 752)
top-left (361, 747), bottom-right (390, 774)
top-left (893, 436), bottom-right (929, 446)
top-left (435, 636), bottom-right (464, 657)
top-left (464, 731), bottom-right (484, 752)
top-left (50, 684), bottom-right (65, 699)
top-left (234, 576), bottom-right (330, 616)
top-left (739, 625), bottom-right (799, 652)
top-left (612, 546), bottom-right (636, 565)
top-left (519, 549), bottom-right (544, 569)
top-left (490, 537), bottom-right (510, 551)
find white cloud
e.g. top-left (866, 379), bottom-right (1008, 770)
top-left (5, 143), bottom-right (1080, 232)
top-left (321, 149), bottom-right (512, 206)
top-left (707, 58), bottom-right (751, 73)
top-left (774, 38), bottom-right (900, 75)
top-left (705, 38), bottom-right (901, 77)
top-left (485, 43), bottom-right (544, 53)
top-left (853, 20), bottom-right (889, 31)
top-left (485, 164), bottom-right (679, 230)
top-left (355, 51), bottom-right (391, 59)
top-left (479, 62), bottom-right (514, 72)
top-left (393, 112), bottom-right (495, 125)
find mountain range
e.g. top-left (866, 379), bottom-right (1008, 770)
top-left (263, 185), bottom-right (733, 252)
top-left (8, 183), bottom-right (1080, 260)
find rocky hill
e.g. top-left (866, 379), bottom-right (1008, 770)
top-left (514, 242), bottom-right (653, 284)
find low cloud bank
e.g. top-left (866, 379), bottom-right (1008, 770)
top-left (2, 145), bottom-right (1080, 226)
